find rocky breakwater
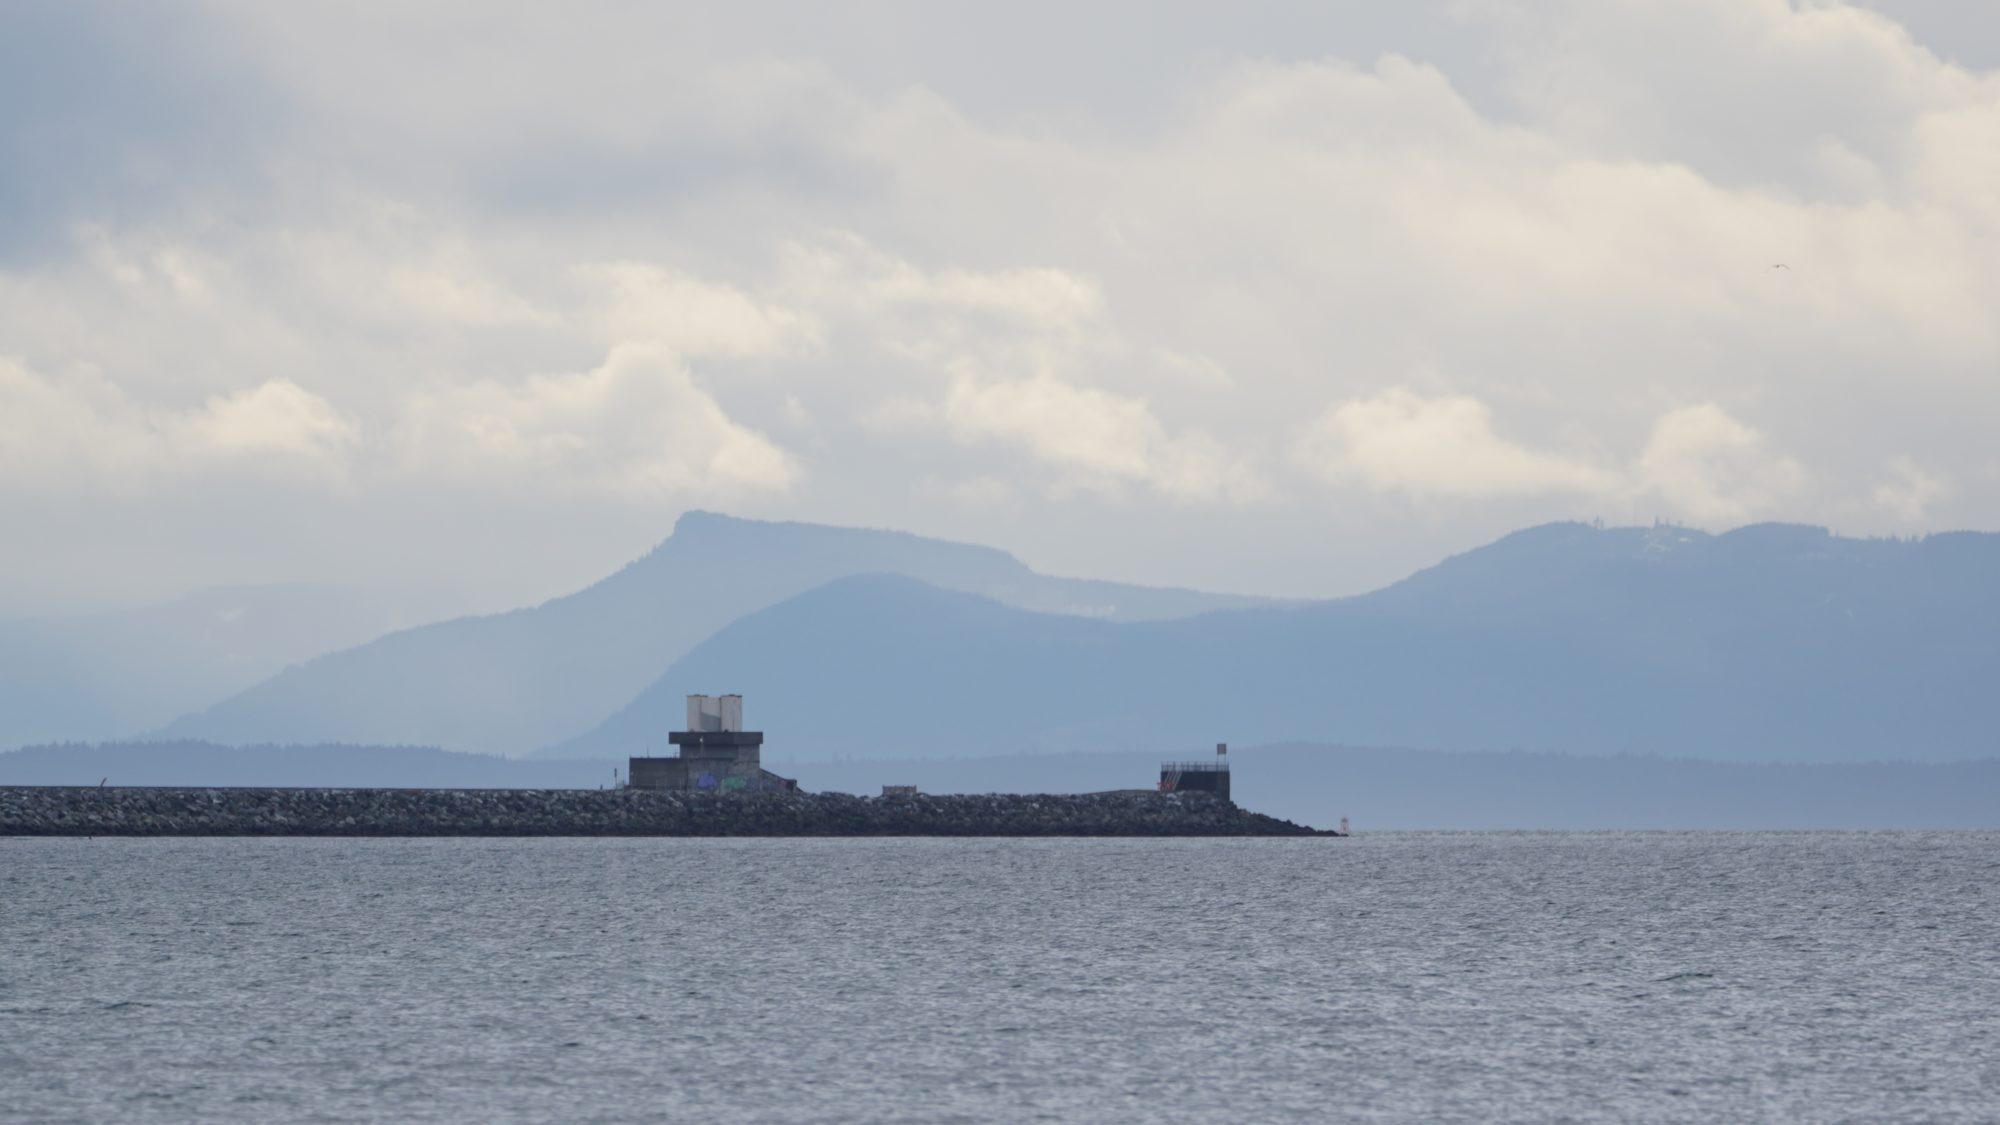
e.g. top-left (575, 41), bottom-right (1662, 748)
top-left (0, 787), bottom-right (1327, 837)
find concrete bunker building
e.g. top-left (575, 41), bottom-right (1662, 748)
top-left (629, 694), bottom-right (797, 793)
top-left (1159, 742), bottom-right (1231, 801)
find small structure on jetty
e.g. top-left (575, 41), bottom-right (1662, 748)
top-left (1159, 742), bottom-right (1231, 801)
top-left (629, 694), bottom-right (797, 793)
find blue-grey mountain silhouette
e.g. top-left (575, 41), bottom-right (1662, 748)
top-left (161, 512), bottom-right (1276, 754)
top-left (0, 584), bottom-right (450, 752)
top-left (548, 522), bottom-right (2000, 764)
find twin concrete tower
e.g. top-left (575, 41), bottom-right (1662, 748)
top-left (627, 694), bottom-right (797, 792)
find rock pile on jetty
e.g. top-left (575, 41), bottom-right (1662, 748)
top-left (0, 787), bottom-right (1325, 837)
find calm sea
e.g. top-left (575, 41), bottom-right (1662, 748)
top-left (2, 834), bottom-right (1995, 1123)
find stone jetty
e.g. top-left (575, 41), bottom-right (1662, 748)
top-left (0, 787), bottom-right (1327, 837)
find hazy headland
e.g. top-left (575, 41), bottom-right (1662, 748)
top-left (5, 512), bottom-right (1995, 829)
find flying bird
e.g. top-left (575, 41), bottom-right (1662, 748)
top-left (1772, 263), bottom-right (1789, 269)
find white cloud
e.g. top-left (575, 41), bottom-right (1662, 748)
top-left (381, 262), bottom-right (546, 327)
top-left (1633, 403), bottom-right (1806, 525)
top-left (78, 225), bottom-right (222, 305)
top-left (181, 379), bottom-right (359, 465)
top-left (6, 1), bottom-right (2000, 606)
top-left (1298, 390), bottom-right (1813, 528)
top-left (871, 374), bottom-right (1262, 503)
top-left (939, 374), bottom-right (1257, 501)
top-left (0, 358), bottom-right (357, 492)
top-left (1150, 348), bottom-right (1233, 389)
top-left (1297, 388), bottom-right (1615, 500)
top-left (0, 359), bottom-right (157, 491)
top-left (394, 344), bottom-right (797, 499)
top-left (944, 376), bottom-right (1157, 483)
top-left (1475, 0), bottom-right (1982, 193)
top-left (763, 235), bottom-right (1266, 502)
top-left (774, 235), bottom-right (1108, 369)
top-left (577, 261), bottom-right (823, 362)
top-left (1869, 455), bottom-right (1950, 523)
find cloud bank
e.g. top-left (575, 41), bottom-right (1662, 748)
top-left (1, 0), bottom-right (1995, 610)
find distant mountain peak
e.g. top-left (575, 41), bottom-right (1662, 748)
top-left (1714, 523), bottom-right (1834, 550)
top-left (551, 517), bottom-right (2000, 765)
top-left (670, 509), bottom-right (744, 535)
top-left (666, 510), bottom-right (1018, 562)
top-left (160, 511), bottom-right (1275, 755)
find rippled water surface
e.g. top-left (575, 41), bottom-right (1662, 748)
top-left (3, 833), bottom-right (1997, 1123)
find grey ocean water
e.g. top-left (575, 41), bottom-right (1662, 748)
top-left (3, 834), bottom-right (1996, 1123)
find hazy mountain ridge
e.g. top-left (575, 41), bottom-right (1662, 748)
top-left (0, 740), bottom-right (614, 790)
top-left (1367, 522), bottom-right (1999, 617)
top-left (549, 522), bottom-right (2000, 763)
top-left (0, 584), bottom-right (458, 753)
top-left (160, 511), bottom-right (1282, 755)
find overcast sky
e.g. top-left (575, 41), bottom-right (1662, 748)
top-left (4, 0), bottom-right (1998, 615)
